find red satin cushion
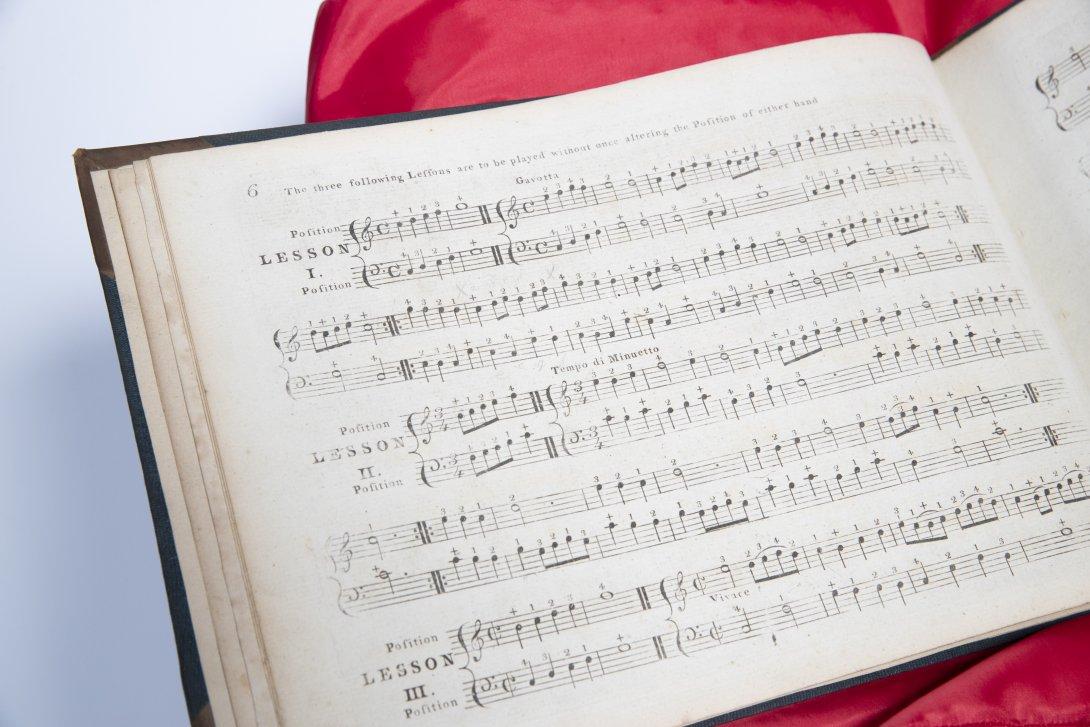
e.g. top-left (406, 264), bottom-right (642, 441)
top-left (304, 2), bottom-right (1090, 723)
top-left (307, 0), bottom-right (1014, 121)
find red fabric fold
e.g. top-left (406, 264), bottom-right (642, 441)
top-left (304, 1), bottom-right (1090, 723)
top-left (306, 0), bottom-right (1015, 122)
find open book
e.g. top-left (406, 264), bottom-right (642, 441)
top-left (74, 1), bottom-right (1090, 724)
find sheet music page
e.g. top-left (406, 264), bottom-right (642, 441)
top-left (937, 0), bottom-right (1090, 385)
top-left (145, 34), bottom-right (1090, 726)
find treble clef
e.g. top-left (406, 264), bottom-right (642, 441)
top-left (1037, 65), bottom-right (1061, 99)
top-left (348, 216), bottom-right (375, 250)
top-left (334, 531), bottom-right (353, 573)
top-left (456, 619), bottom-right (485, 665)
top-left (406, 407), bottom-right (434, 448)
top-left (272, 327), bottom-right (300, 363)
top-left (494, 195), bottom-right (520, 231)
top-left (673, 570), bottom-right (689, 612)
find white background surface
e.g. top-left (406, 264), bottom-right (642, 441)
top-left (0, 2), bottom-right (323, 724)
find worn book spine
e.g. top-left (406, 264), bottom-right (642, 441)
top-left (74, 100), bottom-right (525, 725)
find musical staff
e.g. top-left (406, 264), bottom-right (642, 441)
top-left (335, 420), bottom-right (1084, 612)
top-left (448, 467), bottom-right (1088, 658)
top-left (417, 332), bottom-right (1052, 486)
top-left (289, 240), bottom-right (1003, 398)
top-left (407, 288), bottom-right (1027, 440)
top-left (1036, 42), bottom-right (1089, 97)
top-left (330, 328), bottom-right (1042, 566)
top-left (146, 24), bottom-right (1090, 726)
top-left (1055, 93), bottom-right (1090, 131)
top-left (281, 201), bottom-right (985, 356)
top-left (339, 118), bottom-right (954, 250)
top-left (348, 157), bottom-right (969, 289)
top-left (462, 519), bottom-right (1090, 707)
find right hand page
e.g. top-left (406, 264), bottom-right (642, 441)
top-left (937, 0), bottom-right (1090, 382)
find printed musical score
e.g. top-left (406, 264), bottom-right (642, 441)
top-left (126, 27), bottom-right (1090, 726)
top-left (329, 376), bottom-right (1061, 571)
top-left (261, 101), bottom-right (1090, 721)
top-left (447, 467), bottom-right (1090, 659)
top-left (130, 42), bottom-right (1086, 723)
top-left (280, 201), bottom-right (986, 355)
top-left (282, 239), bottom-right (1001, 397)
top-left (462, 516), bottom-right (1090, 707)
